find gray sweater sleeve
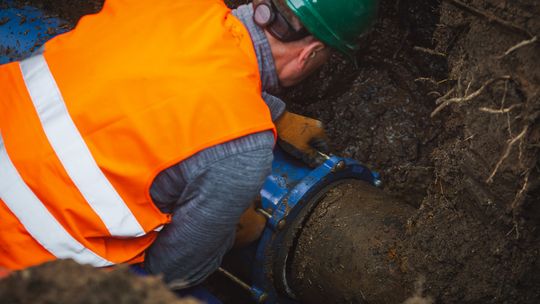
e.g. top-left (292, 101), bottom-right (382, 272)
top-left (262, 91), bottom-right (286, 121)
top-left (145, 131), bottom-right (274, 287)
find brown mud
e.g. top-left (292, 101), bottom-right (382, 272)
top-left (1, 0), bottom-right (539, 303)
top-left (283, 0), bottom-right (540, 302)
top-left (0, 260), bottom-right (199, 304)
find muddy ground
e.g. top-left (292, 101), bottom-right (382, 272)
top-left (1, 0), bottom-right (539, 303)
top-left (282, 0), bottom-right (540, 302)
top-left (0, 260), bottom-right (199, 304)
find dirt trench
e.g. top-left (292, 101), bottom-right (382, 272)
top-left (1, 0), bottom-right (539, 303)
top-left (401, 1), bottom-right (540, 302)
top-left (281, 0), bottom-right (540, 302)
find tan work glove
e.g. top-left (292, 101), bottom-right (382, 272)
top-left (234, 202), bottom-right (267, 248)
top-left (275, 111), bottom-right (330, 167)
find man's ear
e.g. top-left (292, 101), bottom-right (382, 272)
top-left (297, 40), bottom-right (326, 72)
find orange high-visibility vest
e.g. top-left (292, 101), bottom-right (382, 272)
top-left (0, 0), bottom-right (275, 269)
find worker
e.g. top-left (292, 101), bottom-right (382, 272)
top-left (0, 0), bottom-right (377, 287)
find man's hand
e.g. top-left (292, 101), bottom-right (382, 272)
top-left (275, 111), bottom-right (330, 167)
top-left (234, 202), bottom-right (267, 248)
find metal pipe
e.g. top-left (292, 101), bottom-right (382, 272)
top-left (217, 267), bottom-right (268, 303)
top-left (286, 180), bottom-right (416, 303)
top-left (256, 208), bottom-right (273, 220)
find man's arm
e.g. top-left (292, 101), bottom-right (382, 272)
top-left (144, 131), bottom-right (274, 287)
top-left (262, 91), bottom-right (286, 121)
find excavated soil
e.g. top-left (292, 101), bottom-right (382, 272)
top-left (1, 0), bottom-right (539, 303)
top-left (0, 260), bottom-right (199, 304)
top-left (400, 1), bottom-right (540, 302)
top-left (282, 0), bottom-right (540, 302)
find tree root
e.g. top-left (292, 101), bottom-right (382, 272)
top-left (431, 76), bottom-right (510, 117)
top-left (479, 104), bottom-right (521, 114)
top-left (445, 0), bottom-right (533, 38)
top-left (498, 36), bottom-right (538, 58)
top-left (511, 171), bottom-right (530, 211)
top-left (506, 170), bottom-right (531, 239)
top-left (486, 125), bottom-right (529, 184)
top-left (434, 87), bottom-right (455, 105)
top-left (413, 46), bottom-right (447, 57)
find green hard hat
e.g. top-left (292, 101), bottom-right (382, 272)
top-left (285, 0), bottom-right (379, 56)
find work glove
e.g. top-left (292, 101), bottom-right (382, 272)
top-left (275, 111), bottom-right (330, 167)
top-left (234, 202), bottom-right (267, 248)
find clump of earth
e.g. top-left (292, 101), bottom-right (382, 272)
top-left (0, 260), bottom-right (199, 304)
top-left (1, 0), bottom-right (539, 303)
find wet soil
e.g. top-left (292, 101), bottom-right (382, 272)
top-left (1, 0), bottom-right (539, 303)
top-left (0, 260), bottom-right (199, 304)
top-left (398, 1), bottom-right (540, 302)
top-left (283, 0), bottom-right (540, 302)
top-left (283, 0), bottom-right (448, 207)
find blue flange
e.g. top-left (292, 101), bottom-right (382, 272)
top-left (251, 147), bottom-right (380, 303)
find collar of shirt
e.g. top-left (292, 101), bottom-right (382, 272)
top-left (232, 4), bottom-right (281, 95)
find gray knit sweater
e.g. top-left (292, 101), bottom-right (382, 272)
top-left (144, 4), bottom-right (285, 287)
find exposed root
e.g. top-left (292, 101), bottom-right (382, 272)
top-left (445, 0), bottom-right (533, 38)
top-left (498, 80), bottom-right (514, 137)
top-left (434, 87), bottom-right (455, 105)
top-left (431, 76), bottom-right (510, 117)
top-left (413, 46), bottom-right (447, 57)
top-left (486, 125), bottom-right (529, 183)
top-left (507, 171), bottom-right (531, 239)
top-left (498, 36), bottom-right (538, 58)
top-left (437, 79), bottom-right (450, 85)
top-left (464, 78), bottom-right (473, 96)
top-left (428, 91), bottom-right (442, 98)
top-left (479, 104), bottom-right (521, 114)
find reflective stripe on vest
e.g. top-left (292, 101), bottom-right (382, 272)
top-left (0, 0), bottom-right (275, 269)
top-left (18, 55), bottom-right (148, 238)
top-left (0, 134), bottom-right (112, 267)
top-left (0, 54), bottom-right (151, 264)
